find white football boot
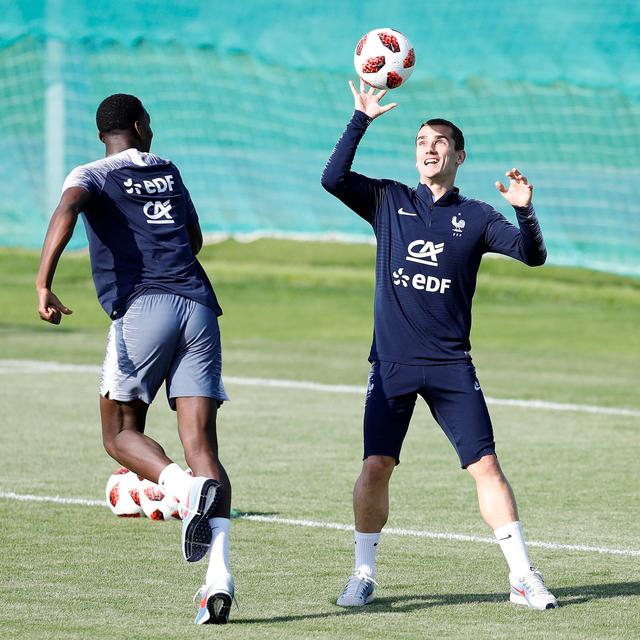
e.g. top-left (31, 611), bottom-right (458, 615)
top-left (336, 570), bottom-right (377, 607)
top-left (180, 477), bottom-right (221, 563)
top-left (509, 567), bottom-right (558, 609)
top-left (194, 575), bottom-right (235, 625)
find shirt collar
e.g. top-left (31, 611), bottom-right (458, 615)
top-left (416, 183), bottom-right (460, 206)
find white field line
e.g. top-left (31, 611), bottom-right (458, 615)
top-left (0, 490), bottom-right (105, 507)
top-left (1, 359), bottom-right (639, 418)
top-left (1, 489), bottom-right (638, 558)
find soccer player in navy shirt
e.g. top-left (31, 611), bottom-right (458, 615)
top-left (322, 81), bottom-right (558, 610)
top-left (36, 94), bottom-right (234, 624)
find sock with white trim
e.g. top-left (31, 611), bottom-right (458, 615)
top-left (158, 462), bottom-right (192, 507)
top-left (205, 517), bottom-right (232, 587)
top-left (494, 521), bottom-right (532, 577)
top-left (354, 531), bottom-right (380, 578)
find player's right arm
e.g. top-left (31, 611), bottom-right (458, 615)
top-left (321, 80), bottom-right (396, 223)
top-left (35, 187), bottom-right (90, 324)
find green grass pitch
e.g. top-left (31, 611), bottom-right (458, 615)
top-left (0, 240), bottom-right (639, 639)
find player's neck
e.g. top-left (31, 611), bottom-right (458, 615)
top-left (104, 135), bottom-right (147, 157)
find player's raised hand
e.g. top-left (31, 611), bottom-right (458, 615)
top-left (495, 168), bottom-right (533, 208)
top-left (37, 288), bottom-right (73, 325)
top-left (349, 79), bottom-right (397, 120)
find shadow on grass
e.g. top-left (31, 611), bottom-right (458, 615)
top-left (232, 581), bottom-right (640, 624)
top-left (552, 580), bottom-right (640, 606)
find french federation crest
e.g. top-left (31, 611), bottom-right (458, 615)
top-left (451, 214), bottom-right (465, 237)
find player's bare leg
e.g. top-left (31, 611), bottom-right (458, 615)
top-left (466, 453), bottom-right (517, 529)
top-left (101, 394), bottom-right (216, 563)
top-left (338, 455), bottom-right (395, 607)
top-left (100, 395), bottom-right (172, 482)
top-left (353, 455), bottom-right (396, 533)
top-left (177, 396), bottom-right (234, 624)
top-left (467, 453), bottom-right (557, 609)
top-left (176, 396), bottom-right (231, 517)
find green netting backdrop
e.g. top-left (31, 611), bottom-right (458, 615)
top-left (1, 0), bottom-right (639, 275)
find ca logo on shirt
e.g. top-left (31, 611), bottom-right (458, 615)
top-left (143, 200), bottom-right (174, 224)
top-left (406, 240), bottom-right (444, 266)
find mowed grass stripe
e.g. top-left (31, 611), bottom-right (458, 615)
top-left (2, 489), bottom-right (639, 558)
top-left (1, 359), bottom-right (639, 418)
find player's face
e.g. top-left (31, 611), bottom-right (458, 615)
top-left (415, 124), bottom-right (465, 184)
top-left (136, 109), bottom-right (154, 152)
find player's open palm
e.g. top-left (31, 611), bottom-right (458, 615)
top-left (349, 79), bottom-right (397, 120)
top-left (496, 168), bottom-right (533, 208)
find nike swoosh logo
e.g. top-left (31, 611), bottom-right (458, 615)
top-left (498, 534), bottom-right (512, 540)
top-left (398, 207), bottom-right (417, 216)
top-left (511, 586), bottom-right (526, 597)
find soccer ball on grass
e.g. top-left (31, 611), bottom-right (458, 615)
top-left (105, 467), bottom-right (143, 517)
top-left (139, 478), bottom-right (181, 521)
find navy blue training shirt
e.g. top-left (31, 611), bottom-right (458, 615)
top-left (62, 149), bottom-right (222, 320)
top-left (321, 110), bottom-right (546, 365)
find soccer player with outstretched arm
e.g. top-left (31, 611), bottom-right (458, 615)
top-left (36, 94), bottom-right (234, 624)
top-left (321, 81), bottom-right (558, 610)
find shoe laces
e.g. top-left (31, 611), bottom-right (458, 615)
top-left (521, 569), bottom-right (551, 596)
top-left (341, 570), bottom-right (378, 599)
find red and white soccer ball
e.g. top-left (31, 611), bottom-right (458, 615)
top-left (354, 28), bottom-right (415, 90)
top-left (105, 467), bottom-right (143, 517)
top-left (139, 478), bottom-right (181, 521)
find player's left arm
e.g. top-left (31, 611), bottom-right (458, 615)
top-left (35, 186), bottom-right (90, 324)
top-left (485, 168), bottom-right (547, 266)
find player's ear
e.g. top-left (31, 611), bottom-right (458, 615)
top-left (456, 149), bottom-right (466, 165)
top-left (98, 130), bottom-right (106, 143)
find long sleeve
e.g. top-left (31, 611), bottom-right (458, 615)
top-left (484, 204), bottom-right (547, 266)
top-left (321, 110), bottom-right (387, 224)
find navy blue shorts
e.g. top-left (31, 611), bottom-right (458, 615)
top-left (363, 360), bottom-right (495, 468)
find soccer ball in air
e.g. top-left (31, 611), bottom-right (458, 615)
top-left (139, 479), bottom-right (181, 521)
top-left (354, 28), bottom-right (415, 90)
top-left (105, 467), bottom-right (143, 517)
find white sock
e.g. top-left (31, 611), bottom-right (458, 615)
top-left (494, 521), bottom-right (532, 577)
top-left (158, 463), bottom-right (192, 507)
top-left (205, 517), bottom-right (232, 586)
top-left (354, 531), bottom-right (380, 577)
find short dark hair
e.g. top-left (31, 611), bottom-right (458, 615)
top-left (418, 118), bottom-right (465, 151)
top-left (96, 93), bottom-right (145, 134)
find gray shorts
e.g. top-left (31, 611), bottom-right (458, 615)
top-left (100, 293), bottom-right (229, 410)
